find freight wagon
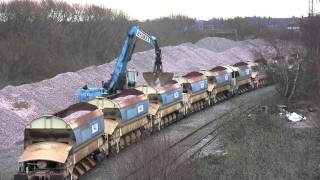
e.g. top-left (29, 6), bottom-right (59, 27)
top-left (233, 62), bottom-right (254, 94)
top-left (15, 103), bottom-right (107, 180)
top-left (136, 80), bottom-right (184, 130)
top-left (88, 89), bottom-right (149, 153)
top-left (15, 60), bottom-right (271, 180)
top-left (173, 72), bottom-right (209, 114)
top-left (200, 66), bottom-right (236, 105)
top-left (253, 59), bottom-right (269, 86)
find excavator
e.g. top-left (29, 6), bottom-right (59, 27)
top-left (79, 26), bottom-right (173, 102)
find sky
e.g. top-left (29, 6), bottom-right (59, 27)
top-left (8, 0), bottom-right (320, 20)
top-left (61, 0), bottom-right (315, 20)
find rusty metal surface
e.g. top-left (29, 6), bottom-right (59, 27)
top-left (73, 137), bottom-right (104, 163)
top-left (159, 102), bottom-right (182, 116)
top-left (201, 69), bottom-right (229, 78)
top-left (105, 119), bottom-right (119, 135)
top-left (119, 117), bottom-right (148, 135)
top-left (234, 62), bottom-right (250, 70)
top-left (136, 80), bottom-right (181, 95)
top-left (54, 102), bottom-right (98, 118)
top-left (19, 142), bottom-right (72, 163)
top-left (234, 61), bottom-right (249, 67)
top-left (112, 94), bottom-right (147, 109)
top-left (182, 71), bottom-right (207, 84)
top-left (149, 103), bottom-right (160, 116)
top-left (189, 91), bottom-right (208, 104)
top-left (157, 81), bottom-right (181, 94)
top-left (111, 89), bottom-right (144, 98)
top-left (88, 98), bottom-right (119, 109)
top-left (183, 71), bottom-right (203, 78)
top-left (210, 66), bottom-right (227, 72)
top-left (67, 110), bottom-right (103, 129)
top-left (27, 109), bottom-right (103, 130)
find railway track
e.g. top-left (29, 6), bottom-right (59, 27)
top-left (122, 103), bottom-right (259, 179)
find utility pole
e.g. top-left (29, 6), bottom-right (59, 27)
top-left (309, 0), bottom-right (320, 16)
top-left (309, 0), bottom-right (314, 16)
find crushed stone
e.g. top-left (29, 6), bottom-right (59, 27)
top-left (0, 37), bottom-right (283, 148)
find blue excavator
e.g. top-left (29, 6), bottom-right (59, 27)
top-left (79, 26), bottom-right (173, 102)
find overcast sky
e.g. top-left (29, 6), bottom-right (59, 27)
top-left (12, 0), bottom-right (320, 20)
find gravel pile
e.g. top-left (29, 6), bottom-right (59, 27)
top-left (196, 37), bottom-right (241, 52)
top-left (0, 37), bottom-right (279, 149)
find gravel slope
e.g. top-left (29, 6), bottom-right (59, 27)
top-left (0, 37), bottom-right (280, 149)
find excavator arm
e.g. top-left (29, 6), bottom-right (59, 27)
top-left (78, 26), bottom-right (173, 102)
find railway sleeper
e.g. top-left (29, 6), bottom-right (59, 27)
top-left (237, 85), bottom-right (250, 95)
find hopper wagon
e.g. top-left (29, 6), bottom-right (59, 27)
top-left (88, 89), bottom-right (149, 153)
top-left (136, 80), bottom-right (184, 130)
top-left (247, 61), bottom-right (263, 88)
top-left (200, 66), bottom-right (236, 105)
top-left (233, 62), bottom-right (254, 94)
top-left (173, 72), bottom-right (209, 114)
top-left (14, 58), bottom-right (272, 179)
top-left (14, 103), bottom-right (107, 180)
top-left (254, 59), bottom-right (269, 86)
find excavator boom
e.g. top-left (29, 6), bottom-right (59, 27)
top-left (78, 26), bottom-right (173, 102)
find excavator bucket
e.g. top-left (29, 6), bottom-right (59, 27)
top-left (143, 72), bottom-right (174, 86)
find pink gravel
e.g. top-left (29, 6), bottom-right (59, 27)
top-left (0, 37), bottom-right (282, 149)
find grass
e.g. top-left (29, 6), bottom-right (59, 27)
top-left (171, 107), bottom-right (320, 180)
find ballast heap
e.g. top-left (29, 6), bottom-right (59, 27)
top-left (15, 62), bottom-right (269, 179)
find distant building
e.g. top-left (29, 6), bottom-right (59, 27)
top-left (196, 20), bottom-right (204, 30)
top-left (286, 26), bottom-right (300, 31)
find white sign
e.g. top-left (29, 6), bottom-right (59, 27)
top-left (224, 75), bottom-right (229, 80)
top-left (136, 30), bottom-right (151, 43)
top-left (91, 123), bottom-right (98, 134)
top-left (174, 92), bottom-right (179, 98)
top-left (245, 69), bottom-right (250, 75)
top-left (200, 82), bottom-right (205, 89)
top-left (137, 104), bottom-right (144, 113)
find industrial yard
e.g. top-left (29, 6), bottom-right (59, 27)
top-left (0, 0), bottom-right (320, 180)
top-left (0, 37), bottom-right (285, 149)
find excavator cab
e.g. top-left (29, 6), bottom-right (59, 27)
top-left (127, 69), bottom-right (138, 88)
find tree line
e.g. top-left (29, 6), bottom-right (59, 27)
top-left (0, 0), bottom-right (300, 88)
top-left (0, 0), bottom-right (132, 87)
top-left (0, 0), bottom-right (210, 88)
